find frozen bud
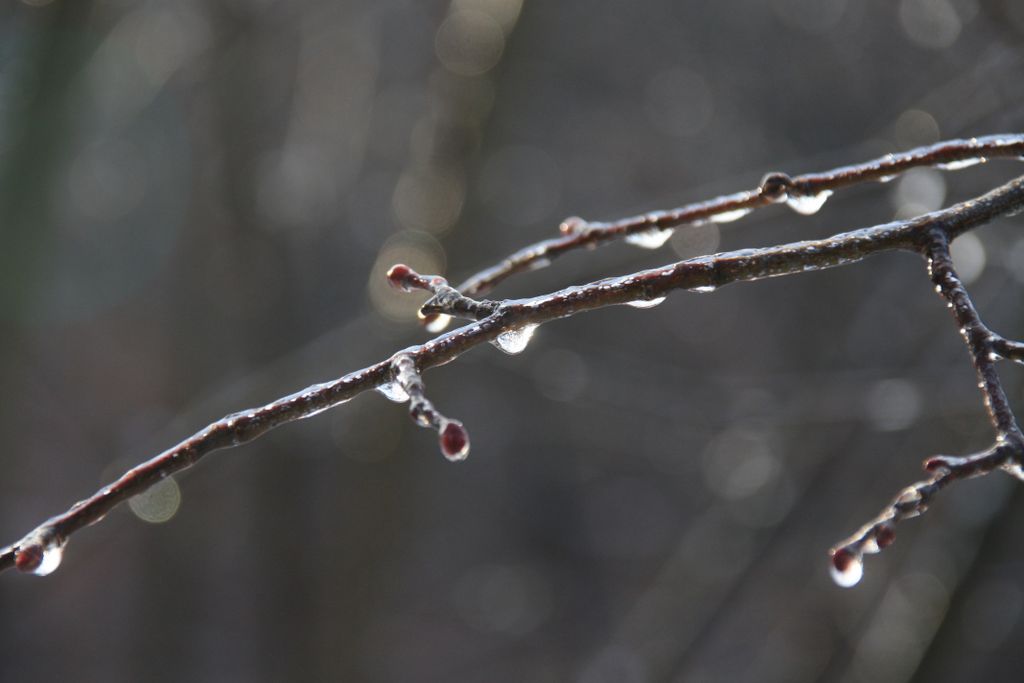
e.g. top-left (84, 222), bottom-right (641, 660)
top-left (829, 547), bottom-right (864, 588)
top-left (759, 172), bottom-right (792, 201)
top-left (559, 216), bottom-right (588, 235)
top-left (15, 544), bottom-right (44, 573)
top-left (14, 538), bottom-right (64, 576)
top-left (386, 264), bottom-right (417, 292)
top-left (439, 420), bottom-right (470, 461)
top-left (875, 522), bottom-right (896, 549)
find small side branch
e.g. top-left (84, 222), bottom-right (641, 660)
top-left (386, 264), bottom-right (498, 325)
top-left (829, 223), bottom-right (1024, 586)
top-left (389, 352), bottom-right (470, 461)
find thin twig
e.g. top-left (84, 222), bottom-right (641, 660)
top-left (450, 135), bottom-right (1024, 303)
top-left (827, 224), bottom-right (1024, 586)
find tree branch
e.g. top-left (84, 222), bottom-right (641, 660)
top-left (446, 135), bottom-right (1024, 307)
top-left (3, 138), bottom-right (1024, 588)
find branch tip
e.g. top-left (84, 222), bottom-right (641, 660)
top-left (440, 420), bottom-right (470, 461)
top-left (389, 354), bottom-right (471, 461)
top-left (829, 547), bottom-right (864, 588)
top-left (386, 263), bottom-right (444, 293)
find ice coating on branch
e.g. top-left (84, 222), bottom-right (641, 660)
top-left (829, 548), bottom-right (863, 588)
top-left (492, 324), bottom-right (538, 354)
top-left (786, 190), bottom-right (833, 215)
top-left (710, 208), bottom-right (752, 223)
top-left (626, 296), bottom-right (666, 309)
top-left (936, 157), bottom-right (985, 171)
top-left (15, 538), bottom-right (64, 576)
top-left (626, 227), bottom-right (675, 249)
top-left (377, 381), bottom-right (410, 403)
top-left (689, 285), bottom-right (717, 293)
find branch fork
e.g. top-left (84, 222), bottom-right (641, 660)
top-left (385, 351), bottom-right (470, 462)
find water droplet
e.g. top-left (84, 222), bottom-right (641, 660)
top-left (689, 285), bottom-right (717, 293)
top-left (710, 208), bottom-right (752, 224)
top-left (376, 381), bottom-right (410, 403)
top-left (528, 257), bottom-right (552, 271)
top-left (439, 420), bottom-right (470, 461)
top-left (877, 174), bottom-right (896, 183)
top-left (829, 548), bottom-right (863, 588)
top-left (759, 172), bottom-right (792, 201)
top-left (492, 324), bottom-right (538, 354)
top-left (626, 296), bottom-right (666, 309)
top-left (626, 227), bottom-right (675, 249)
top-left (15, 539), bottom-right (65, 576)
top-left (936, 157), bottom-right (985, 171)
top-left (785, 190), bottom-right (833, 215)
top-left (1002, 461), bottom-right (1024, 481)
top-left (425, 313), bottom-right (452, 334)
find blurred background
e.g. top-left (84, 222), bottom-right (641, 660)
top-left (2, 0), bottom-right (1024, 681)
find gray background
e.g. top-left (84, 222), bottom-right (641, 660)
top-left (2, 0), bottom-right (1024, 681)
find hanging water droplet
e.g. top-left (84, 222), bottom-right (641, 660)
top-left (936, 157), bottom-right (985, 171)
top-left (15, 539), bottom-right (65, 576)
top-left (1002, 461), bottom-right (1024, 481)
top-left (877, 174), bottom-right (896, 183)
top-left (690, 285), bottom-right (717, 293)
top-left (376, 381), bottom-right (410, 403)
top-left (492, 324), bottom-right (538, 354)
top-left (528, 257), bottom-right (552, 271)
top-left (829, 548), bottom-right (863, 588)
top-left (626, 296), bottom-right (666, 309)
top-left (786, 190), bottom-right (832, 215)
top-left (626, 227), bottom-right (675, 249)
top-left (710, 208), bottom-right (752, 224)
top-left (425, 313), bottom-right (452, 334)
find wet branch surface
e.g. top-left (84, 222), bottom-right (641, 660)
top-left (3, 136), bottom-right (1024, 586)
